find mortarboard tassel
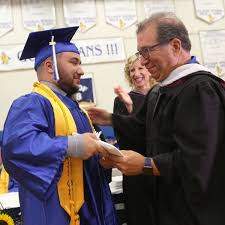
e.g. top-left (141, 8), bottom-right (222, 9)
top-left (49, 35), bottom-right (60, 80)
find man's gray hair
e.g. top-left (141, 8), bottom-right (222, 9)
top-left (136, 12), bottom-right (191, 51)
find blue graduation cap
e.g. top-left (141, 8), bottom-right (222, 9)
top-left (20, 26), bottom-right (80, 80)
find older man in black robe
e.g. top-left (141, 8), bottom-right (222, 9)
top-left (88, 12), bottom-right (225, 225)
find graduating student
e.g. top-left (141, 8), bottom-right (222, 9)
top-left (88, 12), bottom-right (225, 225)
top-left (2, 27), bottom-right (119, 225)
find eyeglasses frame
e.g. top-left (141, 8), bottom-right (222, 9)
top-left (135, 39), bottom-right (174, 59)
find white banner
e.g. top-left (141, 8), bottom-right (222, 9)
top-left (63, 0), bottom-right (96, 32)
top-left (21, 0), bottom-right (56, 31)
top-left (194, 0), bottom-right (224, 24)
top-left (0, 0), bottom-right (13, 37)
top-left (104, 0), bottom-right (137, 29)
top-left (0, 45), bottom-right (34, 71)
top-left (200, 30), bottom-right (225, 77)
top-left (144, 0), bottom-right (175, 16)
top-left (0, 38), bottom-right (125, 71)
top-left (76, 37), bottom-right (126, 64)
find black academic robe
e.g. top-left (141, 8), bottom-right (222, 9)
top-left (112, 71), bottom-right (225, 225)
top-left (113, 91), bottom-right (153, 225)
top-left (113, 91), bottom-right (146, 153)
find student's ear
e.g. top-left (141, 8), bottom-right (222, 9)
top-left (45, 59), bottom-right (54, 73)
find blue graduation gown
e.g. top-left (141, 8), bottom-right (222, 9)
top-left (8, 176), bottom-right (19, 192)
top-left (2, 91), bottom-right (119, 225)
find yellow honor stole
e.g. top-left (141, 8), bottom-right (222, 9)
top-left (33, 82), bottom-right (91, 225)
top-left (0, 165), bottom-right (9, 194)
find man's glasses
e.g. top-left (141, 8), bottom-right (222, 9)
top-left (135, 42), bottom-right (162, 59)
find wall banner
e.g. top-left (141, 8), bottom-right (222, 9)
top-left (194, 0), bottom-right (224, 24)
top-left (63, 0), bottom-right (96, 32)
top-left (0, 0), bottom-right (13, 37)
top-left (200, 30), bottom-right (225, 77)
top-left (104, 0), bottom-right (137, 29)
top-left (21, 0), bottom-right (56, 31)
top-left (144, 0), bottom-right (175, 17)
top-left (0, 37), bottom-right (125, 71)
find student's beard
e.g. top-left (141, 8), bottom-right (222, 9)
top-left (57, 79), bottom-right (80, 97)
top-left (66, 85), bottom-right (80, 97)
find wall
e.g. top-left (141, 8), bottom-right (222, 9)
top-left (0, 0), bottom-right (225, 128)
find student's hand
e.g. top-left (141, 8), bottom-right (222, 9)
top-left (82, 133), bottom-right (108, 160)
top-left (107, 150), bottom-right (145, 175)
top-left (114, 85), bottom-right (133, 113)
top-left (86, 107), bottom-right (112, 125)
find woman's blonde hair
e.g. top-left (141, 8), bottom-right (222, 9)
top-left (124, 54), bottom-right (156, 88)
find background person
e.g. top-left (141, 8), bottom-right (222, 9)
top-left (114, 54), bottom-right (156, 114)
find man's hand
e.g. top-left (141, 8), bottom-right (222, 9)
top-left (86, 107), bottom-right (112, 125)
top-left (99, 157), bottom-right (115, 169)
top-left (104, 150), bottom-right (145, 176)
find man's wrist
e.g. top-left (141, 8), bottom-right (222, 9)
top-left (151, 158), bottom-right (160, 176)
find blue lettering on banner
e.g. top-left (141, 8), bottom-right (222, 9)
top-left (79, 44), bottom-right (102, 57)
top-left (106, 43), bottom-right (118, 55)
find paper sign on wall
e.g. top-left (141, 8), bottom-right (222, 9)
top-left (200, 30), bottom-right (225, 77)
top-left (0, 38), bottom-right (125, 71)
top-left (194, 0), bottom-right (224, 24)
top-left (21, 0), bottom-right (56, 31)
top-left (144, 0), bottom-right (175, 16)
top-left (0, 0), bottom-right (13, 37)
top-left (104, 0), bottom-right (137, 29)
top-left (63, 0), bottom-right (96, 32)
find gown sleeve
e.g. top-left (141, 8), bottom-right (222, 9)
top-left (153, 80), bottom-right (225, 193)
top-left (2, 93), bottom-right (68, 200)
top-left (113, 96), bottom-right (129, 115)
top-left (112, 93), bottom-right (148, 145)
top-left (112, 86), bottom-right (161, 150)
top-left (113, 94), bottom-right (147, 154)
